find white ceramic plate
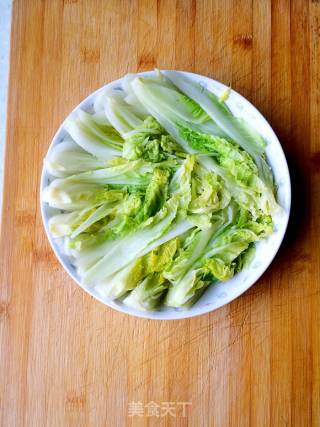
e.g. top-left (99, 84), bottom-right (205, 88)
top-left (40, 70), bottom-right (291, 320)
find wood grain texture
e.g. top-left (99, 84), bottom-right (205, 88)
top-left (1, 0), bottom-right (320, 426)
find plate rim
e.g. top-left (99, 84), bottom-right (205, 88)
top-left (40, 70), bottom-right (291, 320)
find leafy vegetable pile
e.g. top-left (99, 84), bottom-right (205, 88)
top-left (43, 70), bottom-right (280, 311)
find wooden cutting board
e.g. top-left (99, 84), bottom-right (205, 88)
top-left (1, 1), bottom-right (319, 426)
